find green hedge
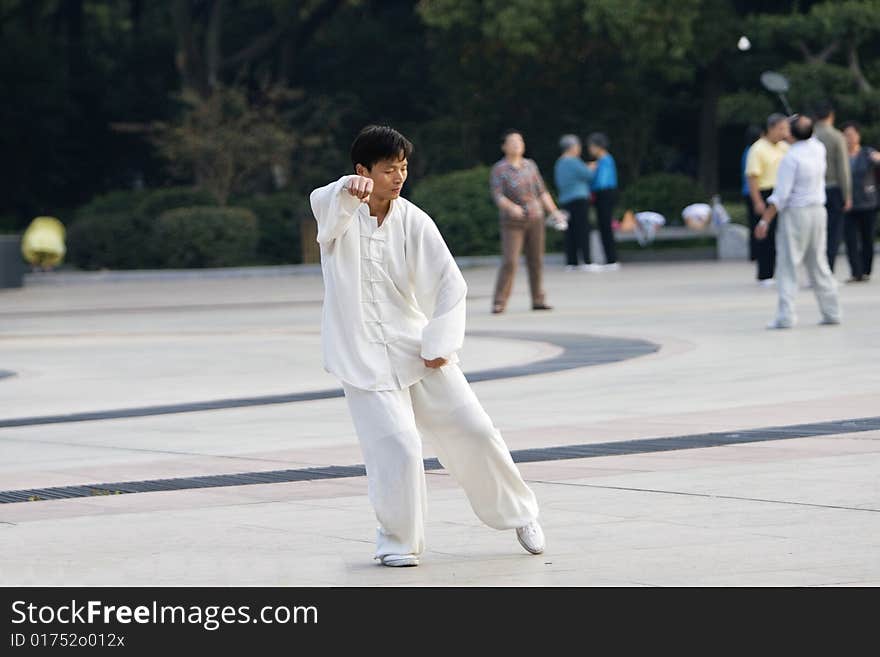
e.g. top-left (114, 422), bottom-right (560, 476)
top-left (154, 207), bottom-right (258, 268)
top-left (68, 187), bottom-right (216, 269)
top-left (233, 191), bottom-right (308, 264)
top-left (409, 166), bottom-right (500, 256)
top-left (67, 212), bottom-right (151, 270)
top-left (617, 173), bottom-right (704, 226)
top-left (76, 189), bottom-right (151, 217)
top-left (68, 187), bottom-right (305, 269)
top-left (138, 188), bottom-right (215, 221)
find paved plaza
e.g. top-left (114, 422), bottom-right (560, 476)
top-left (1, 258), bottom-right (879, 586)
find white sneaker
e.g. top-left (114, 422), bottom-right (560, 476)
top-left (378, 554), bottom-right (419, 567)
top-left (602, 262), bottom-right (621, 272)
top-left (564, 265), bottom-right (578, 272)
top-left (819, 316), bottom-right (841, 326)
top-left (757, 279), bottom-right (775, 287)
top-left (579, 263), bottom-right (599, 272)
top-left (766, 319), bottom-right (793, 330)
top-left (516, 520), bottom-right (545, 555)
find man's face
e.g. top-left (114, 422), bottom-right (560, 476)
top-left (768, 121), bottom-right (789, 143)
top-left (843, 126), bottom-right (859, 149)
top-left (357, 156), bottom-right (408, 201)
top-left (502, 133), bottom-right (525, 158)
top-left (587, 144), bottom-right (601, 159)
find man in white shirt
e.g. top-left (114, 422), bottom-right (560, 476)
top-left (309, 126), bottom-right (543, 567)
top-left (755, 115), bottom-right (842, 329)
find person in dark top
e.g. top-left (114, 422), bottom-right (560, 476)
top-left (812, 101), bottom-right (853, 273)
top-left (841, 121), bottom-right (880, 282)
top-left (586, 132), bottom-right (620, 271)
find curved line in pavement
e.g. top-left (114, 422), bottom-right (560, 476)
top-left (0, 331), bottom-right (659, 428)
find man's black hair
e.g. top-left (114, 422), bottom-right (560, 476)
top-left (350, 125), bottom-right (413, 172)
top-left (501, 128), bottom-right (522, 143)
top-left (587, 132), bottom-right (610, 150)
top-left (789, 114), bottom-right (813, 141)
top-left (840, 120), bottom-right (861, 134)
top-left (812, 100), bottom-right (834, 120)
top-left (767, 113), bottom-right (787, 129)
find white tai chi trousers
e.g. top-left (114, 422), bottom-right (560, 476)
top-left (775, 205), bottom-right (841, 326)
top-left (341, 363), bottom-right (539, 558)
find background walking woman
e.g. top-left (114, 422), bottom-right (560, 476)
top-left (841, 121), bottom-right (880, 283)
top-left (490, 130), bottom-right (562, 313)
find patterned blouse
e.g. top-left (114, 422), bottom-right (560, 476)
top-left (490, 158), bottom-right (548, 224)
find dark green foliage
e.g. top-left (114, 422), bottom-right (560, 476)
top-left (233, 192), bottom-right (310, 264)
top-left (409, 167), bottom-right (500, 256)
top-left (154, 207), bottom-right (258, 268)
top-left (67, 187), bottom-right (216, 269)
top-left (75, 189), bottom-right (152, 218)
top-left (617, 174), bottom-right (705, 225)
top-left (67, 189), bottom-right (153, 270)
top-left (136, 187), bottom-right (216, 221)
top-left (5, 0), bottom-right (879, 256)
top-left (67, 212), bottom-right (151, 270)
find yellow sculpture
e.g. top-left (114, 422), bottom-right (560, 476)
top-left (21, 216), bottom-right (66, 270)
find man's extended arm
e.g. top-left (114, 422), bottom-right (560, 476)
top-left (748, 176), bottom-right (765, 215)
top-left (745, 147), bottom-right (766, 215)
top-left (755, 156), bottom-right (795, 239)
top-left (309, 175), bottom-right (373, 245)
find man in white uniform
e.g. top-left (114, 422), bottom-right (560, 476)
top-left (309, 125), bottom-right (543, 567)
top-left (755, 114), bottom-right (842, 329)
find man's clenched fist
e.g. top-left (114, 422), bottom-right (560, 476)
top-left (423, 357), bottom-right (447, 369)
top-left (347, 175), bottom-right (373, 203)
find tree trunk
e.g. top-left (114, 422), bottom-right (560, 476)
top-left (172, 0), bottom-right (210, 98)
top-left (697, 60), bottom-right (721, 194)
top-left (848, 44), bottom-right (873, 93)
top-left (797, 39), bottom-right (839, 65)
top-left (206, 0), bottom-right (224, 89)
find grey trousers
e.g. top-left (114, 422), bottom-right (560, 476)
top-left (774, 205), bottom-right (841, 325)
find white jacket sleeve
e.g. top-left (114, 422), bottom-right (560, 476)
top-left (409, 213), bottom-right (468, 361)
top-left (310, 175), bottom-right (363, 244)
top-left (766, 155), bottom-right (796, 211)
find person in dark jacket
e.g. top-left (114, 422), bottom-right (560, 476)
top-left (841, 121), bottom-right (880, 282)
top-left (812, 101), bottom-right (853, 273)
top-left (586, 132), bottom-right (620, 271)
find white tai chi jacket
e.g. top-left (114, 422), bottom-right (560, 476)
top-left (309, 175), bottom-right (468, 391)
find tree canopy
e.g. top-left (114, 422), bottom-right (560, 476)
top-left (1, 0), bottom-right (878, 230)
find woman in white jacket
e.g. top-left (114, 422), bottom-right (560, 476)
top-left (309, 125), bottom-right (543, 567)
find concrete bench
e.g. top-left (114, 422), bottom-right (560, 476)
top-left (590, 223), bottom-right (749, 263)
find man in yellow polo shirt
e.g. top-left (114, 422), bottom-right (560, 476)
top-left (746, 113), bottom-right (790, 285)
